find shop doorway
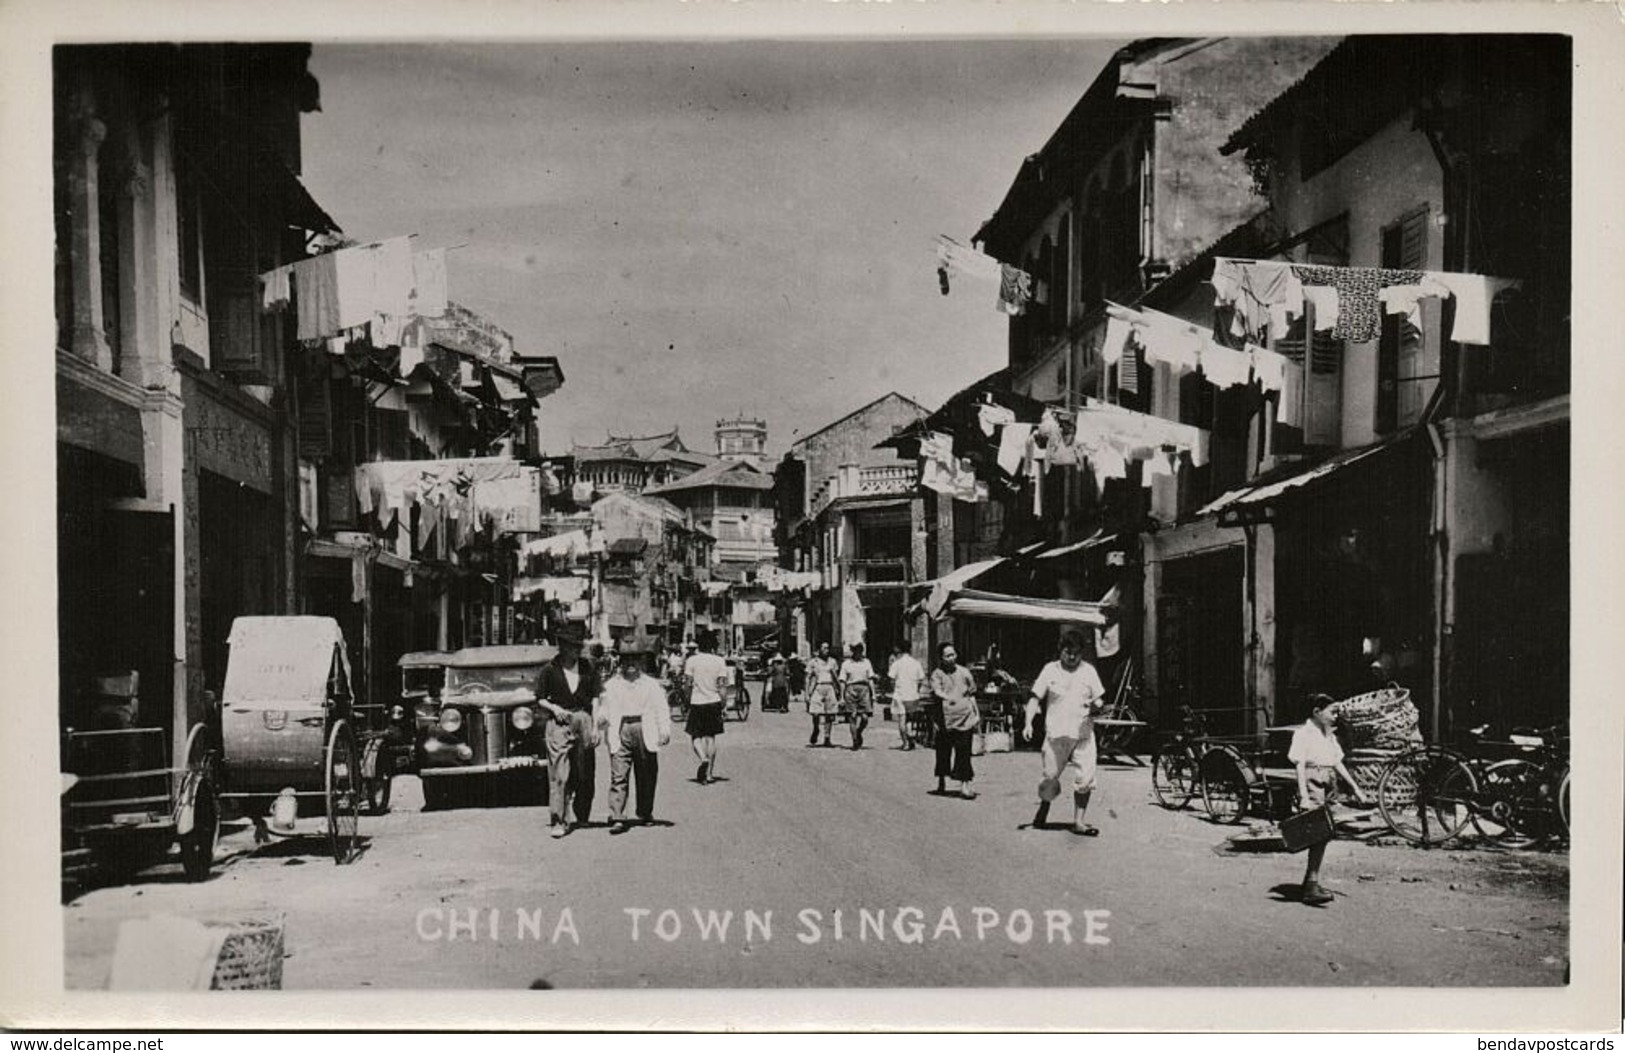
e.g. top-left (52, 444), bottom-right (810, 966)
top-left (1156, 549), bottom-right (1246, 730)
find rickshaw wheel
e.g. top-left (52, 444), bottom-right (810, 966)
top-left (361, 736), bottom-right (393, 815)
top-left (326, 720), bottom-right (361, 864)
top-left (1199, 748), bottom-right (1250, 825)
top-left (179, 783), bottom-right (218, 882)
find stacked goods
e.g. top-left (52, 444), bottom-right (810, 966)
top-left (1333, 687), bottom-right (1423, 795)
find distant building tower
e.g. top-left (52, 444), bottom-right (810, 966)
top-left (715, 416), bottom-right (767, 469)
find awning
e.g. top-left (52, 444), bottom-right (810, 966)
top-left (918, 557), bottom-right (1006, 620)
top-left (942, 588), bottom-right (1114, 627)
top-left (1197, 431), bottom-right (1416, 520)
top-left (1034, 531), bottom-right (1120, 560)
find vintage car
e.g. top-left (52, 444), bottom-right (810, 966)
top-left (417, 643), bottom-right (557, 809)
top-left (396, 651), bottom-right (451, 765)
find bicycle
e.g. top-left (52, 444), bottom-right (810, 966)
top-left (1094, 657), bottom-right (1144, 758)
top-left (1375, 725), bottom-right (1569, 848)
top-left (1150, 706), bottom-right (1205, 810)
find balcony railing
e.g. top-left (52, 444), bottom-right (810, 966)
top-left (809, 464), bottom-right (918, 519)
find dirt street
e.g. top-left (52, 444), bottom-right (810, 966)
top-left (64, 706), bottom-right (1568, 990)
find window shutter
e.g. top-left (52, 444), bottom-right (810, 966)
top-left (298, 374), bottom-right (332, 460)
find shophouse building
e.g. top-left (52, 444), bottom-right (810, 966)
top-left (774, 393), bottom-right (929, 658)
top-left (914, 37), bottom-right (1337, 691)
top-left (54, 44), bottom-right (337, 763)
top-left (918, 35), bottom-right (1568, 738)
top-left (1212, 35), bottom-right (1570, 736)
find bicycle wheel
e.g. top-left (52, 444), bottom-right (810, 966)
top-left (1377, 748), bottom-right (1474, 846)
top-left (1199, 747), bottom-right (1250, 825)
top-left (1473, 759), bottom-right (1556, 848)
top-left (1096, 704), bottom-right (1139, 756)
top-left (1151, 744), bottom-right (1196, 809)
top-left (326, 720), bottom-right (360, 865)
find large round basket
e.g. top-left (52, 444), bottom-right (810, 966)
top-left (208, 914), bottom-right (286, 990)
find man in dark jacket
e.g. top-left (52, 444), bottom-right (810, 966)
top-left (536, 627), bottom-right (604, 837)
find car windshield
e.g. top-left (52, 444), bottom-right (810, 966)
top-left (446, 666), bottom-right (538, 693)
top-left (403, 668), bottom-right (444, 695)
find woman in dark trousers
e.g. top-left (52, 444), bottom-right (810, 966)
top-left (928, 641), bottom-right (979, 799)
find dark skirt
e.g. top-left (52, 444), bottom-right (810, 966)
top-left (686, 702), bottom-right (725, 738)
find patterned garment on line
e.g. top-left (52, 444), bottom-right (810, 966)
top-left (1292, 265), bottom-right (1424, 344)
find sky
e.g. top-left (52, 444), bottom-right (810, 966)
top-left (301, 40), bottom-right (1125, 458)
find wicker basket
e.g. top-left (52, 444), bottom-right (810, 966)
top-left (208, 914), bottom-right (286, 990)
top-left (1333, 687), bottom-right (1411, 721)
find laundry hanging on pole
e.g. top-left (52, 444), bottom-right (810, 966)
top-left (934, 235), bottom-right (1034, 316)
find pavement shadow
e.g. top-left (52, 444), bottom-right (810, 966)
top-left (1267, 882), bottom-right (1332, 906)
top-left (245, 834), bottom-right (375, 864)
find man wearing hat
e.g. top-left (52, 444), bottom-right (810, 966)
top-left (536, 627), bottom-right (604, 838)
top-left (597, 642), bottom-right (673, 834)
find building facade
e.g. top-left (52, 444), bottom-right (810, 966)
top-left (55, 44), bottom-right (333, 762)
top-left (922, 35), bottom-right (1569, 740)
top-left (775, 393), bottom-right (930, 658)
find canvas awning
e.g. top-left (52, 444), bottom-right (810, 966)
top-left (1034, 531), bottom-right (1120, 560)
top-left (941, 588), bottom-right (1115, 627)
top-left (917, 557), bottom-right (1006, 620)
top-left (1197, 430), bottom-right (1417, 521)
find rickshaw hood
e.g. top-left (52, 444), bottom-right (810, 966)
top-left (223, 616), bottom-right (353, 708)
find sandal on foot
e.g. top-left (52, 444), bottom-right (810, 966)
top-left (1071, 824), bottom-right (1100, 837)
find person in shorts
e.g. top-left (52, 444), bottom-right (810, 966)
top-left (682, 629), bottom-right (729, 784)
top-left (805, 642), bottom-right (840, 747)
top-left (838, 642), bottom-right (877, 750)
top-left (1024, 628), bottom-right (1107, 835)
top-left (1290, 694), bottom-right (1369, 906)
top-left (887, 640), bottom-right (925, 751)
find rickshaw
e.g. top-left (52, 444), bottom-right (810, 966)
top-left (213, 616), bottom-right (366, 864)
top-left (60, 673), bottom-right (220, 885)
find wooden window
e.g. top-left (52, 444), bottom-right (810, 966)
top-left (1378, 207), bottom-right (1435, 433)
top-left (173, 131), bottom-right (204, 303)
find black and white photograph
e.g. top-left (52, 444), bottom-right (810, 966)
top-left (3, 0), bottom-right (1622, 1034)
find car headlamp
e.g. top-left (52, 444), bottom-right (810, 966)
top-left (438, 708), bottom-right (463, 733)
top-left (511, 706), bottom-right (536, 730)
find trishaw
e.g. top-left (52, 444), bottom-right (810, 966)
top-left (1189, 708), bottom-right (1302, 825)
top-left (61, 673), bottom-right (220, 885)
top-left (213, 616), bottom-right (366, 864)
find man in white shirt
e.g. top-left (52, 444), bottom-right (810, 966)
top-left (1024, 628), bottom-right (1108, 835)
top-left (597, 648), bottom-right (674, 834)
top-left (887, 641), bottom-right (926, 751)
top-left (806, 643), bottom-right (840, 748)
top-left (682, 630), bottom-right (730, 784)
